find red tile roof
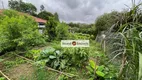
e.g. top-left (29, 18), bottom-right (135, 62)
top-left (0, 9), bottom-right (47, 23)
top-left (33, 17), bottom-right (47, 23)
top-left (0, 9), bottom-right (3, 14)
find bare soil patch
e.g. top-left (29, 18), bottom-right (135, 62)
top-left (6, 63), bottom-right (34, 80)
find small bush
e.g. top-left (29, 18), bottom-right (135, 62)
top-left (0, 10), bottom-right (45, 53)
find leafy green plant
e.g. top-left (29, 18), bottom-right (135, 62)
top-left (32, 47), bottom-right (89, 70)
top-left (3, 57), bottom-right (26, 69)
top-left (86, 60), bottom-right (117, 80)
top-left (0, 77), bottom-right (5, 80)
top-left (58, 75), bottom-right (68, 80)
top-left (36, 47), bottom-right (68, 69)
top-left (62, 48), bottom-right (89, 67)
top-left (25, 49), bottom-right (41, 60)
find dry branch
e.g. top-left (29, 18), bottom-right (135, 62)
top-left (13, 53), bottom-right (75, 78)
top-left (0, 70), bottom-right (11, 80)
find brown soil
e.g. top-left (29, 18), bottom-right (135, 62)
top-left (6, 63), bottom-right (34, 80)
top-left (0, 62), bottom-right (4, 70)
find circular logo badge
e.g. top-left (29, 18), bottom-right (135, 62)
top-left (72, 41), bottom-right (76, 46)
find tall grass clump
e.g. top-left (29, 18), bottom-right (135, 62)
top-left (111, 1), bottom-right (142, 79)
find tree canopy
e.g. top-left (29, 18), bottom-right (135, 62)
top-left (8, 0), bottom-right (37, 15)
top-left (38, 11), bottom-right (54, 20)
top-left (95, 11), bottom-right (122, 33)
top-left (54, 12), bottom-right (59, 21)
top-left (45, 17), bottom-right (58, 41)
top-left (40, 5), bottom-right (45, 12)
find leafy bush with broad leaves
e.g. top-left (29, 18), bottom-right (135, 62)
top-left (27, 47), bottom-right (89, 70)
top-left (0, 10), bottom-right (45, 53)
top-left (86, 60), bottom-right (117, 80)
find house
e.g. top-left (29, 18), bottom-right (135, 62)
top-left (33, 17), bottom-right (47, 34)
top-left (0, 9), bottom-right (47, 34)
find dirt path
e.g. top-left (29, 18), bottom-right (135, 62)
top-left (6, 63), bottom-right (34, 80)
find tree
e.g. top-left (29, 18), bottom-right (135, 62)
top-left (45, 17), bottom-right (58, 41)
top-left (8, 0), bottom-right (19, 10)
top-left (56, 22), bottom-right (69, 40)
top-left (38, 11), bottom-right (54, 20)
top-left (95, 11), bottom-right (121, 33)
top-left (40, 5), bottom-right (45, 12)
top-left (8, 0), bottom-right (37, 15)
top-left (54, 12), bottom-right (59, 21)
top-left (0, 10), bottom-right (45, 54)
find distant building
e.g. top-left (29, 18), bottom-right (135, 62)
top-left (33, 17), bottom-right (47, 34)
top-left (0, 9), bottom-right (47, 34)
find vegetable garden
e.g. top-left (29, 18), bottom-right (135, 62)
top-left (0, 0), bottom-right (142, 80)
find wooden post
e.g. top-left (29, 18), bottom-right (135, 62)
top-left (102, 34), bottom-right (106, 53)
top-left (139, 52), bottom-right (142, 80)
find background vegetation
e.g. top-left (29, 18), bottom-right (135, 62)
top-left (0, 0), bottom-right (141, 80)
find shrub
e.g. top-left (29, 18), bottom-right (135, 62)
top-left (45, 17), bottom-right (58, 41)
top-left (0, 10), bottom-right (45, 53)
top-left (28, 47), bottom-right (89, 70)
top-left (56, 22), bottom-right (69, 40)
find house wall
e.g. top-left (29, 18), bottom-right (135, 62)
top-left (38, 22), bottom-right (46, 34)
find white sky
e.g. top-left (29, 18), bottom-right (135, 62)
top-left (0, 0), bottom-right (141, 23)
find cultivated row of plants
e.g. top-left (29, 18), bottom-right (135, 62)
top-left (23, 42), bottom-right (117, 80)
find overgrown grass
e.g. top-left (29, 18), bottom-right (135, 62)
top-left (19, 66), bottom-right (58, 80)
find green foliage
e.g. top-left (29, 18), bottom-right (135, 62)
top-left (0, 10), bottom-right (45, 53)
top-left (95, 11), bottom-right (121, 33)
top-left (62, 48), bottom-right (89, 67)
top-left (28, 47), bottom-right (89, 70)
top-left (3, 57), bottom-right (26, 69)
top-left (58, 75), bottom-right (68, 80)
top-left (33, 67), bottom-right (57, 80)
top-left (0, 77), bottom-right (5, 80)
top-left (40, 5), bottom-right (45, 12)
top-left (68, 23), bottom-right (95, 36)
top-left (0, 58), bottom-right (4, 62)
top-left (19, 66), bottom-right (58, 80)
top-left (8, 0), bottom-right (37, 15)
top-left (25, 49), bottom-right (41, 60)
top-left (56, 22), bottom-right (69, 40)
top-left (105, 1), bottom-right (142, 80)
top-left (45, 19), bottom-right (70, 41)
top-left (110, 3), bottom-right (142, 80)
top-left (45, 17), bottom-right (58, 41)
top-left (38, 11), bottom-right (54, 20)
top-left (86, 60), bottom-right (117, 80)
top-left (68, 33), bottom-right (91, 40)
top-left (54, 12), bottom-right (59, 21)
